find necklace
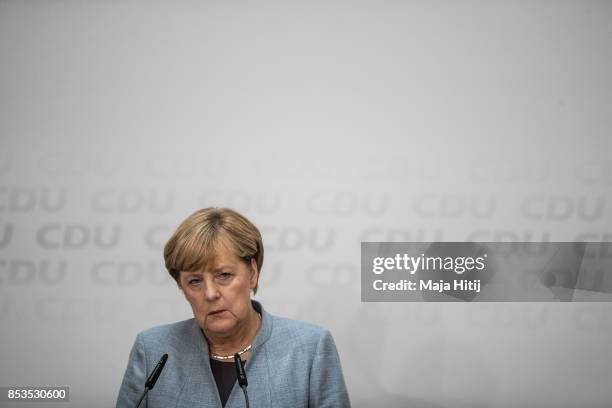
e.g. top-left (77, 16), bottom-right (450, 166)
top-left (210, 344), bottom-right (251, 361)
top-left (209, 312), bottom-right (261, 361)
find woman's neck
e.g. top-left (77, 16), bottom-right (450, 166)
top-left (205, 308), bottom-right (261, 357)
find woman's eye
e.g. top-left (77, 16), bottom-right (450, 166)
top-left (218, 272), bottom-right (232, 280)
top-left (189, 278), bottom-right (201, 285)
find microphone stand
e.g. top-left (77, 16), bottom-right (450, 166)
top-left (234, 353), bottom-right (250, 408)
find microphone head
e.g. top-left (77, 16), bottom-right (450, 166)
top-left (145, 353), bottom-right (168, 390)
top-left (233, 353), bottom-right (248, 387)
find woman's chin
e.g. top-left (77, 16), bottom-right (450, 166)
top-left (204, 318), bottom-right (236, 336)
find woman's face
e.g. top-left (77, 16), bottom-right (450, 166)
top-left (178, 238), bottom-right (258, 339)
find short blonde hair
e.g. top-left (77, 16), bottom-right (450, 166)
top-left (163, 207), bottom-right (264, 293)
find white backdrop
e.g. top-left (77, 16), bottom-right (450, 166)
top-left (1, 1), bottom-right (611, 407)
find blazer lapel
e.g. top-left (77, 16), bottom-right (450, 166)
top-left (174, 319), bottom-right (222, 408)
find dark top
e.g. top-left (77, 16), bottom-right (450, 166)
top-left (209, 358), bottom-right (245, 407)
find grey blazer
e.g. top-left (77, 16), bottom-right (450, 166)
top-left (116, 300), bottom-right (351, 408)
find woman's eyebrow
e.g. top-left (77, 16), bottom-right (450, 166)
top-left (183, 271), bottom-right (203, 277)
top-left (184, 265), bottom-right (233, 275)
top-left (211, 264), bottom-right (236, 272)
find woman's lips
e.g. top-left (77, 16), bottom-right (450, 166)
top-left (208, 309), bottom-right (226, 316)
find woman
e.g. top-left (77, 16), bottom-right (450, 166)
top-left (116, 207), bottom-right (351, 408)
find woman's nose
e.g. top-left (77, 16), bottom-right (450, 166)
top-left (204, 281), bottom-right (221, 301)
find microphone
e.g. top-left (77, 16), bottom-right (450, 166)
top-left (135, 353), bottom-right (168, 408)
top-left (234, 353), bottom-right (249, 408)
top-left (145, 353), bottom-right (168, 390)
